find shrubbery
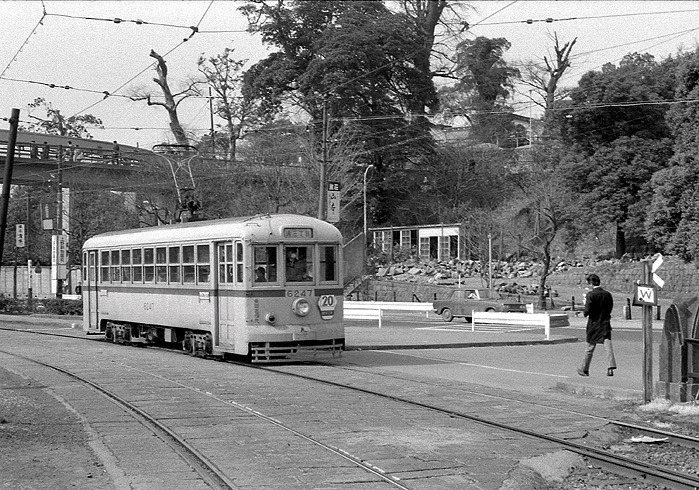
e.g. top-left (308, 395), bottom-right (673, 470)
top-left (0, 295), bottom-right (82, 316)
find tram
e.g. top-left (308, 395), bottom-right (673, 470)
top-left (82, 214), bottom-right (345, 362)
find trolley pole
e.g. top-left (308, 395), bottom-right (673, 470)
top-left (0, 108), bottom-right (20, 266)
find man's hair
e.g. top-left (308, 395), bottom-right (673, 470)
top-left (586, 273), bottom-right (601, 286)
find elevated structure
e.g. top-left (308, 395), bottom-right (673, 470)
top-left (0, 129), bottom-right (156, 186)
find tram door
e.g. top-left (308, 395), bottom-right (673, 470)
top-left (215, 241), bottom-right (237, 347)
top-left (86, 251), bottom-right (99, 330)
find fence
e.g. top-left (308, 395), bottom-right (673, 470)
top-left (0, 265), bottom-right (81, 299)
top-left (343, 301), bottom-right (433, 328)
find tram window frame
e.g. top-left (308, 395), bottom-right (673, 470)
top-left (88, 251), bottom-right (96, 283)
top-left (197, 244), bottom-right (210, 284)
top-left (168, 246), bottom-right (181, 284)
top-left (319, 245), bottom-right (338, 283)
top-left (284, 245), bottom-right (313, 283)
top-left (235, 242), bottom-right (243, 283)
top-left (132, 248), bottom-right (143, 283)
top-left (182, 245), bottom-right (195, 283)
top-left (155, 247), bottom-right (167, 283)
top-left (110, 250), bottom-right (121, 282)
top-left (143, 247), bottom-right (155, 282)
top-left (121, 249), bottom-right (132, 283)
top-left (100, 250), bottom-right (110, 283)
top-left (253, 245), bottom-right (278, 284)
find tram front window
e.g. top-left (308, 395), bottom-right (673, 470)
top-left (285, 246), bottom-right (313, 283)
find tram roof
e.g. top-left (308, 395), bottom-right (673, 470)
top-left (83, 214), bottom-right (343, 249)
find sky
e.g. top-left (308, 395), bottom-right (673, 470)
top-left (1, 0), bottom-right (699, 150)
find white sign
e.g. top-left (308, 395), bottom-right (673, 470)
top-left (15, 224), bottom-right (25, 248)
top-left (326, 182), bottom-right (340, 223)
top-left (651, 254), bottom-right (664, 288)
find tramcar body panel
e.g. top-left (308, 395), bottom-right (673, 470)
top-left (82, 214), bottom-right (344, 359)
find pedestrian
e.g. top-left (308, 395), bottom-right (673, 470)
top-left (578, 273), bottom-right (617, 377)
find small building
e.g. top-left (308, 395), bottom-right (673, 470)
top-left (370, 223), bottom-right (461, 262)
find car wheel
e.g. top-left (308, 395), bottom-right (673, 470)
top-left (485, 307), bottom-right (495, 312)
top-left (442, 308), bottom-right (453, 322)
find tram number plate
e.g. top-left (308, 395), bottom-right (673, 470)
top-left (286, 289), bottom-right (313, 298)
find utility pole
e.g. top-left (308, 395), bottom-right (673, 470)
top-left (209, 87), bottom-right (215, 155)
top-left (0, 108), bottom-right (20, 266)
top-left (642, 260), bottom-right (654, 402)
top-left (318, 98), bottom-right (328, 221)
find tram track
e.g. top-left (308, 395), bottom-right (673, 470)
top-left (2, 325), bottom-right (699, 489)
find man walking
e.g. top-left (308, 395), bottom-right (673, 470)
top-left (578, 274), bottom-right (617, 377)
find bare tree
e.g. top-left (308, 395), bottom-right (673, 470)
top-left (131, 50), bottom-right (195, 146)
top-left (519, 33), bottom-right (577, 137)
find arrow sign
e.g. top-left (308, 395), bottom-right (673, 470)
top-left (651, 254), bottom-right (664, 288)
top-left (652, 255), bottom-right (663, 273)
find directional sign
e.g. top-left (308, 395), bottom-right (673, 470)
top-left (651, 254), bottom-right (664, 288)
top-left (326, 182), bottom-right (340, 223)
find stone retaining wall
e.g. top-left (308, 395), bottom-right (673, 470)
top-left (351, 256), bottom-right (699, 303)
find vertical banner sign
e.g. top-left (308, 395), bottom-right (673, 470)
top-left (15, 224), bottom-right (25, 248)
top-left (327, 182), bottom-right (340, 223)
top-left (51, 234), bottom-right (68, 294)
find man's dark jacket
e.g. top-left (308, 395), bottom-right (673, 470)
top-left (583, 286), bottom-right (613, 344)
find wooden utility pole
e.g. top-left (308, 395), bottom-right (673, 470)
top-left (0, 108), bottom-right (20, 265)
top-left (318, 99), bottom-right (328, 221)
top-left (642, 260), bottom-right (653, 402)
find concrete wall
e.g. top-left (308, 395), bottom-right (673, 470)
top-left (0, 266), bottom-right (81, 299)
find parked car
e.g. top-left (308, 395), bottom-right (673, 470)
top-left (432, 289), bottom-right (528, 322)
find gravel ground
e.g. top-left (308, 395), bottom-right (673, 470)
top-left (0, 367), bottom-right (112, 489)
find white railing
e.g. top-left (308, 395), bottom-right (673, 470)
top-left (471, 311), bottom-right (570, 340)
top-left (344, 301), bottom-right (432, 328)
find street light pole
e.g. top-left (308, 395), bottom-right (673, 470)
top-left (363, 164), bottom-right (374, 240)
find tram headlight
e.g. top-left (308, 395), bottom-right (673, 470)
top-left (292, 298), bottom-right (310, 317)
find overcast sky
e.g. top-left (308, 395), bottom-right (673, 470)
top-left (2, 1), bottom-right (698, 149)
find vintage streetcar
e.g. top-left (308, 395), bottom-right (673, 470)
top-left (82, 214), bottom-right (344, 362)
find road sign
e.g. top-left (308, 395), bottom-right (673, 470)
top-left (633, 284), bottom-right (658, 306)
top-left (651, 254), bottom-right (664, 288)
top-left (326, 182), bottom-right (340, 223)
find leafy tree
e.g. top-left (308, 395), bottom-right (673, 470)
top-left (561, 136), bottom-right (673, 257)
top-left (560, 53), bottom-right (677, 154)
top-left (646, 48), bottom-right (699, 260)
top-left (438, 36), bottom-right (520, 145)
top-left (241, 0), bottom-right (445, 225)
top-left (25, 98), bottom-right (103, 137)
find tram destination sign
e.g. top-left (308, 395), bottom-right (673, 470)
top-left (283, 228), bottom-right (313, 239)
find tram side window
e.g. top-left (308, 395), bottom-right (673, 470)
top-left (121, 250), bottom-right (131, 283)
top-left (144, 248), bottom-right (155, 282)
top-left (155, 247), bottom-right (167, 283)
top-left (236, 242), bottom-right (243, 283)
top-left (169, 246), bottom-right (180, 283)
top-left (197, 244), bottom-right (210, 284)
top-left (111, 250), bottom-right (121, 282)
top-left (253, 246), bottom-right (278, 284)
top-left (100, 251), bottom-right (110, 282)
top-left (183, 245), bottom-right (195, 283)
top-left (218, 243), bottom-right (233, 284)
top-left (285, 246), bottom-right (313, 282)
top-left (87, 252), bottom-right (96, 283)
top-left (132, 248), bottom-right (143, 282)
top-left (319, 246), bottom-right (338, 282)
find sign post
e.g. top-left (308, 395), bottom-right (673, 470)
top-left (637, 255), bottom-right (664, 402)
top-left (326, 182), bottom-right (340, 223)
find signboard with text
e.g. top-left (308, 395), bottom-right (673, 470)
top-left (326, 182), bottom-right (340, 223)
top-left (633, 284), bottom-right (658, 306)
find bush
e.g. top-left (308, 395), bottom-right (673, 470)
top-left (39, 299), bottom-right (83, 316)
top-left (0, 295), bottom-right (27, 314)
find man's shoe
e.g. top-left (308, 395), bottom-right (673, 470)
top-left (607, 368), bottom-right (615, 377)
top-left (577, 368), bottom-right (589, 377)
